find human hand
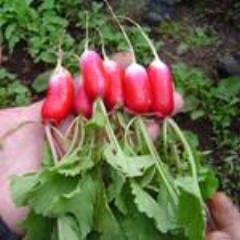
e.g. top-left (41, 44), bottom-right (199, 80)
top-left (206, 192), bottom-right (240, 240)
top-left (0, 52), bottom-right (183, 233)
top-left (0, 102), bottom-right (44, 233)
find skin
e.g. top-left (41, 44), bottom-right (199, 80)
top-left (0, 52), bottom-right (239, 240)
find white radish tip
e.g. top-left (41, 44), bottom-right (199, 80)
top-left (126, 62), bottom-right (146, 74)
top-left (150, 59), bottom-right (168, 69)
top-left (103, 59), bottom-right (117, 68)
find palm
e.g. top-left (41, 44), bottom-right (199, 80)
top-left (0, 102), bottom-right (44, 233)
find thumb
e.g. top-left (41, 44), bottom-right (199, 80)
top-left (208, 192), bottom-right (240, 240)
top-left (206, 231), bottom-right (231, 240)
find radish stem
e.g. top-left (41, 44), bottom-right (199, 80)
top-left (137, 117), bottom-right (178, 204)
top-left (99, 99), bottom-right (122, 152)
top-left (124, 116), bottom-right (138, 155)
top-left (65, 116), bottom-right (80, 139)
top-left (103, 0), bottom-right (136, 62)
top-left (96, 28), bottom-right (109, 60)
top-left (61, 119), bottom-right (85, 161)
top-left (64, 118), bottom-right (80, 157)
top-left (45, 124), bottom-right (58, 164)
top-left (167, 118), bottom-right (202, 198)
top-left (56, 41), bottom-right (63, 68)
top-left (171, 144), bottom-right (181, 174)
top-left (121, 16), bottom-right (160, 62)
top-left (163, 119), bottom-right (168, 158)
top-left (85, 11), bottom-right (89, 50)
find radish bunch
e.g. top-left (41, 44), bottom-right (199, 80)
top-left (41, 50), bottom-right (174, 123)
top-left (41, 30), bottom-right (174, 125)
top-left (13, 4), bottom-right (213, 239)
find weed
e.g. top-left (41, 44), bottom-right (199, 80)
top-left (0, 68), bottom-right (31, 107)
top-left (159, 21), bottom-right (219, 48)
top-left (173, 63), bottom-right (240, 202)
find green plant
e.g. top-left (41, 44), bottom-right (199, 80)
top-left (0, 68), bottom-right (31, 107)
top-left (0, 0), bottom-right (36, 52)
top-left (11, 100), bottom-right (218, 240)
top-left (172, 63), bottom-right (240, 202)
top-left (0, 0), bottom-right (157, 71)
top-left (186, 27), bottom-right (219, 47)
top-left (159, 21), bottom-right (219, 49)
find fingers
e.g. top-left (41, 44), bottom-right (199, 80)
top-left (172, 91), bottom-right (184, 115)
top-left (111, 51), bottom-right (134, 69)
top-left (206, 231), bottom-right (231, 240)
top-left (208, 192), bottom-right (240, 229)
top-left (208, 192), bottom-right (240, 240)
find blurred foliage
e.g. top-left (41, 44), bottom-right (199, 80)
top-left (0, 68), bottom-right (31, 108)
top-left (159, 21), bottom-right (219, 48)
top-left (0, 0), bottom-right (158, 72)
top-left (173, 63), bottom-right (240, 203)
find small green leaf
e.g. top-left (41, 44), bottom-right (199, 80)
top-left (55, 148), bottom-right (95, 177)
top-left (28, 171), bottom-right (79, 215)
top-left (177, 187), bottom-right (205, 240)
top-left (11, 174), bottom-right (39, 206)
top-left (104, 145), bottom-right (155, 177)
top-left (131, 181), bottom-right (174, 233)
top-left (32, 70), bottom-right (52, 93)
top-left (94, 180), bottom-right (123, 239)
top-left (57, 216), bottom-right (79, 240)
top-left (183, 131), bottom-right (199, 148)
top-left (21, 211), bottom-right (53, 240)
top-left (217, 76), bottom-right (240, 97)
top-left (177, 43), bottom-right (189, 55)
top-left (199, 167), bottom-right (219, 200)
top-left (50, 174), bottom-right (98, 239)
top-left (121, 210), bottom-right (160, 240)
top-left (86, 100), bottom-right (106, 129)
top-left (190, 110), bottom-right (205, 120)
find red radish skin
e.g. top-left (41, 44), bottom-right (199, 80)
top-left (123, 63), bottom-right (152, 114)
top-left (148, 59), bottom-right (174, 117)
top-left (103, 59), bottom-right (124, 110)
top-left (74, 79), bottom-right (92, 118)
top-left (42, 66), bottom-right (74, 125)
top-left (80, 50), bottom-right (109, 100)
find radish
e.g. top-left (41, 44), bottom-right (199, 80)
top-left (103, 59), bottom-right (124, 110)
top-left (80, 50), bottom-right (109, 100)
top-left (80, 13), bottom-right (109, 101)
top-left (41, 51), bottom-right (74, 163)
top-left (124, 63), bottom-right (152, 113)
top-left (148, 60), bottom-right (174, 117)
top-left (41, 60), bottom-right (74, 125)
top-left (97, 29), bottom-right (124, 110)
top-left (123, 17), bottom-right (174, 117)
top-left (73, 78), bottom-right (92, 119)
top-left (103, 0), bottom-right (152, 114)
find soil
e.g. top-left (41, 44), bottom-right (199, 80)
top-left (1, 42), bottom-right (47, 86)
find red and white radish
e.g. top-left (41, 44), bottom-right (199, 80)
top-left (123, 63), bottom-right (152, 113)
top-left (80, 50), bottom-right (110, 101)
top-left (41, 62), bottom-right (74, 125)
top-left (123, 17), bottom-right (174, 118)
top-left (97, 29), bottom-right (124, 110)
top-left (103, 0), bottom-right (152, 114)
top-left (80, 13), bottom-right (110, 101)
top-left (148, 60), bottom-right (174, 117)
top-left (73, 77), bottom-right (92, 119)
top-left (103, 59), bottom-right (124, 110)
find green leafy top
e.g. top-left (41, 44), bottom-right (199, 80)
top-left (10, 100), bottom-right (218, 240)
